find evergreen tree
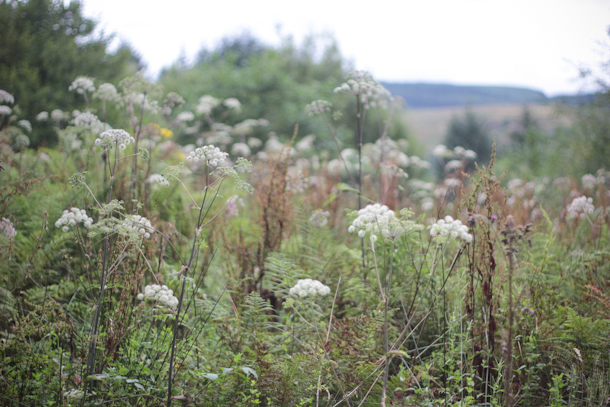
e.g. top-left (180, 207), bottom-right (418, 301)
top-left (444, 109), bottom-right (492, 163)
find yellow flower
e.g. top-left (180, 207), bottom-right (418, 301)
top-left (161, 128), bottom-right (173, 138)
top-left (176, 152), bottom-right (186, 161)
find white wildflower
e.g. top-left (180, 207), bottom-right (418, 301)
top-left (36, 111), bottom-right (49, 121)
top-left (186, 145), bottom-right (228, 166)
top-left (223, 98), bottom-right (241, 110)
top-left (289, 279), bottom-right (331, 298)
top-left (296, 135), bottom-right (316, 152)
top-left (93, 83), bottom-right (118, 102)
top-left (123, 215), bottom-right (154, 239)
top-left (0, 105), bottom-right (12, 116)
top-left (429, 216), bottom-right (472, 244)
top-left (18, 120), bottom-right (32, 132)
top-left (566, 196), bottom-right (595, 220)
top-left (582, 174), bottom-right (597, 189)
top-left (196, 95), bottom-right (220, 115)
top-left (305, 100), bottom-right (332, 116)
top-left (139, 284), bottom-right (179, 308)
top-left (69, 76), bottom-right (95, 95)
top-left (444, 178), bottom-right (462, 188)
top-left (73, 111), bottom-right (107, 134)
top-left (0, 90), bottom-right (14, 104)
top-left (445, 160), bottom-right (463, 172)
top-left (177, 111), bottom-right (195, 122)
top-left (333, 71), bottom-right (391, 110)
top-left (247, 137), bottom-right (263, 149)
top-left (95, 129), bottom-right (135, 150)
top-left (146, 174), bottom-right (170, 187)
top-left (309, 209), bottom-right (330, 228)
top-left (51, 109), bottom-right (64, 121)
top-left (348, 204), bottom-right (421, 239)
top-left (231, 142), bottom-right (251, 157)
top-left (55, 208), bottom-right (94, 231)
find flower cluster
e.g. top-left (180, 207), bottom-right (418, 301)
top-left (73, 111), bottom-right (107, 134)
top-left (196, 95), bottom-right (220, 115)
top-left (55, 208), bottom-right (94, 233)
top-left (0, 105), bottom-right (11, 116)
top-left (123, 215), bottom-right (154, 239)
top-left (0, 218), bottom-right (16, 242)
top-left (289, 279), bottom-right (331, 298)
top-left (93, 83), bottom-right (119, 102)
top-left (18, 120), bottom-right (32, 132)
top-left (146, 174), bottom-right (170, 187)
top-left (333, 71), bottom-right (392, 109)
top-left (566, 196), bottom-right (595, 220)
top-left (95, 129), bottom-right (135, 150)
top-left (348, 204), bottom-right (396, 238)
top-left (309, 209), bottom-right (330, 228)
top-left (223, 97), bottom-right (241, 110)
top-left (36, 111), bottom-right (49, 121)
top-left (305, 100), bottom-right (332, 116)
top-left (429, 216), bottom-right (472, 243)
top-left (51, 109), bottom-right (65, 121)
top-left (68, 76), bottom-right (95, 95)
top-left (0, 90), bottom-right (14, 104)
top-left (231, 142), bottom-right (251, 157)
top-left (138, 284), bottom-right (179, 308)
top-left (177, 111), bottom-right (195, 122)
top-left (186, 145), bottom-right (228, 166)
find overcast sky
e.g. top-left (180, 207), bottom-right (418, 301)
top-left (82, 0), bottom-right (610, 96)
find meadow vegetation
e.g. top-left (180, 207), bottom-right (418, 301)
top-left (1, 2), bottom-right (609, 406)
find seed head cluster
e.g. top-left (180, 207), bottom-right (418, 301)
top-left (429, 216), bottom-right (472, 243)
top-left (186, 145), bottom-right (228, 166)
top-left (123, 215), bottom-right (154, 239)
top-left (95, 129), bottom-right (135, 150)
top-left (138, 284), bottom-right (179, 308)
top-left (289, 279), bottom-right (331, 298)
top-left (55, 208), bottom-right (94, 233)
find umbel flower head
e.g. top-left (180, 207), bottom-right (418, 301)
top-left (55, 208), bottom-right (94, 233)
top-left (93, 83), bottom-right (119, 102)
top-left (69, 76), bottom-right (95, 95)
top-left (334, 70), bottom-right (392, 109)
top-left (186, 145), bottom-right (229, 166)
top-left (95, 129), bottom-right (135, 150)
top-left (429, 216), bottom-right (472, 243)
top-left (138, 284), bottom-right (179, 308)
top-left (122, 215), bottom-right (154, 239)
top-left (348, 204), bottom-right (422, 241)
top-left (0, 90), bottom-right (15, 104)
top-left (289, 279), bottom-right (331, 298)
top-left (566, 196), bottom-right (595, 220)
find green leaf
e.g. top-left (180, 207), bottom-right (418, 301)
top-left (241, 366), bottom-right (258, 380)
top-left (201, 373), bottom-right (218, 381)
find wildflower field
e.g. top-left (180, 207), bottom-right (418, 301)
top-left (1, 4), bottom-right (610, 405)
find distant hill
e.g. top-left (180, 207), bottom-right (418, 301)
top-left (381, 82), bottom-right (594, 109)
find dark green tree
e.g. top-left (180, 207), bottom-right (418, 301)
top-left (444, 108), bottom-right (492, 163)
top-left (0, 0), bottom-right (142, 146)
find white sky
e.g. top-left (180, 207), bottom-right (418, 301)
top-left (82, 0), bottom-right (610, 96)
